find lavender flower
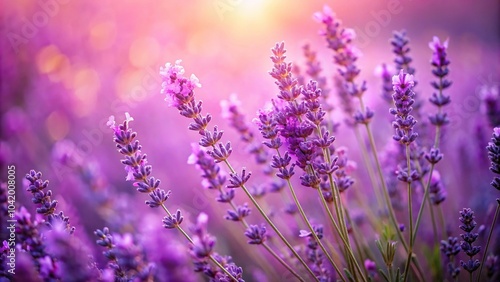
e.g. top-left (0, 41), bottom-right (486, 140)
top-left (391, 30), bottom-right (415, 76)
top-left (391, 70), bottom-right (418, 146)
top-left (315, 5), bottom-right (368, 124)
top-left (428, 36), bottom-right (451, 128)
top-left (301, 225), bottom-right (329, 280)
top-left (440, 237), bottom-right (461, 279)
top-left (44, 222), bottom-right (99, 282)
top-left (459, 208), bottom-right (481, 274)
top-left (364, 259), bottom-right (377, 279)
top-left (221, 94), bottom-right (268, 164)
top-left (190, 213), bottom-right (244, 281)
top-left (15, 206), bottom-right (58, 280)
top-left (244, 224), bottom-right (267, 245)
top-left (429, 170), bottom-right (447, 205)
top-left (481, 86), bottom-right (500, 127)
top-left (108, 113), bottom-right (181, 227)
top-left (487, 127), bottom-right (500, 190)
top-left (160, 60), bottom-right (234, 165)
top-left (376, 63), bottom-right (395, 104)
top-left (95, 228), bottom-right (155, 281)
top-left (25, 170), bottom-right (74, 233)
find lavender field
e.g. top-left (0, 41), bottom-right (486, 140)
top-left (1, 0), bottom-right (500, 281)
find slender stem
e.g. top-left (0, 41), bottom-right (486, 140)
top-left (261, 243), bottom-right (305, 282)
top-left (403, 145), bottom-right (414, 282)
top-left (316, 186), bottom-right (367, 282)
top-left (476, 201), bottom-right (500, 281)
top-left (388, 265), bottom-right (394, 282)
top-left (345, 207), bottom-right (369, 278)
top-left (353, 125), bottom-right (385, 215)
top-left (222, 159), bottom-right (319, 281)
top-left (364, 123), bottom-right (426, 280)
top-left (160, 204), bottom-right (239, 281)
top-left (438, 205), bottom-right (447, 239)
top-left (312, 125), bottom-right (366, 281)
top-left (412, 162), bottom-right (436, 243)
top-left (284, 176), bottom-right (346, 281)
top-left (364, 123), bottom-right (407, 250)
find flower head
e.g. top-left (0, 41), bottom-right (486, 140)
top-left (160, 60), bottom-right (201, 107)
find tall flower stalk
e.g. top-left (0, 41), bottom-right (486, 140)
top-left (477, 127), bottom-right (500, 281)
top-left (159, 60), bottom-right (316, 281)
top-left (390, 70), bottom-right (419, 282)
top-left (314, 7), bottom-right (424, 279)
top-left (107, 113), bottom-right (239, 281)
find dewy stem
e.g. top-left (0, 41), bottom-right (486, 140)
top-left (403, 145), bottom-right (414, 282)
top-left (221, 159), bottom-right (319, 281)
top-left (159, 204), bottom-right (239, 282)
top-left (476, 200), bottom-right (500, 282)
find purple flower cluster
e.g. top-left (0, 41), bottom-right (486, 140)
top-left (428, 37), bottom-right (451, 127)
top-left (458, 208), bottom-right (481, 274)
top-left (8, 4), bottom-right (500, 282)
top-left (314, 5), bottom-right (370, 125)
top-left (107, 113), bottom-right (178, 222)
top-left (390, 70), bottom-right (418, 146)
top-left (190, 213), bottom-right (244, 282)
top-left (220, 95), bottom-right (268, 164)
top-left (95, 228), bottom-right (155, 281)
top-left (440, 236), bottom-right (461, 279)
top-left (428, 170), bottom-right (447, 205)
top-left (160, 60), bottom-right (233, 165)
top-left (300, 225), bottom-right (330, 280)
top-left (25, 170), bottom-right (75, 233)
top-left (487, 127), bottom-right (500, 190)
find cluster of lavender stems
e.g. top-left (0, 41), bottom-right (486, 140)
top-left (188, 143), bottom-right (300, 281)
top-left (315, 6), bottom-right (425, 280)
top-left (159, 59), bottom-right (315, 281)
top-left (107, 113), bottom-right (239, 281)
top-left (8, 5), bottom-right (500, 282)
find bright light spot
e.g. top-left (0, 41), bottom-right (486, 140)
top-left (90, 21), bottom-right (116, 50)
top-left (46, 111), bottom-right (69, 141)
top-left (72, 68), bottom-right (100, 116)
top-left (129, 37), bottom-right (160, 68)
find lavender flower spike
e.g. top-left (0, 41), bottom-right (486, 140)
top-left (459, 208), bottom-right (481, 274)
top-left (487, 127), bottom-right (500, 190)
top-left (390, 70), bottom-right (418, 145)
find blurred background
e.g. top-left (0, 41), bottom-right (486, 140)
top-left (1, 0), bottom-right (499, 280)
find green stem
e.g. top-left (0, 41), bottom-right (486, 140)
top-left (222, 159), bottom-right (319, 281)
top-left (316, 186), bottom-right (367, 282)
top-left (284, 176), bottom-right (346, 281)
top-left (312, 125), bottom-right (366, 281)
top-left (412, 162), bottom-right (436, 244)
top-left (364, 123), bottom-right (426, 281)
top-left (353, 125), bottom-right (385, 217)
top-left (403, 145), bottom-right (414, 282)
top-left (476, 200), bottom-right (500, 282)
top-left (364, 123), bottom-right (407, 250)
